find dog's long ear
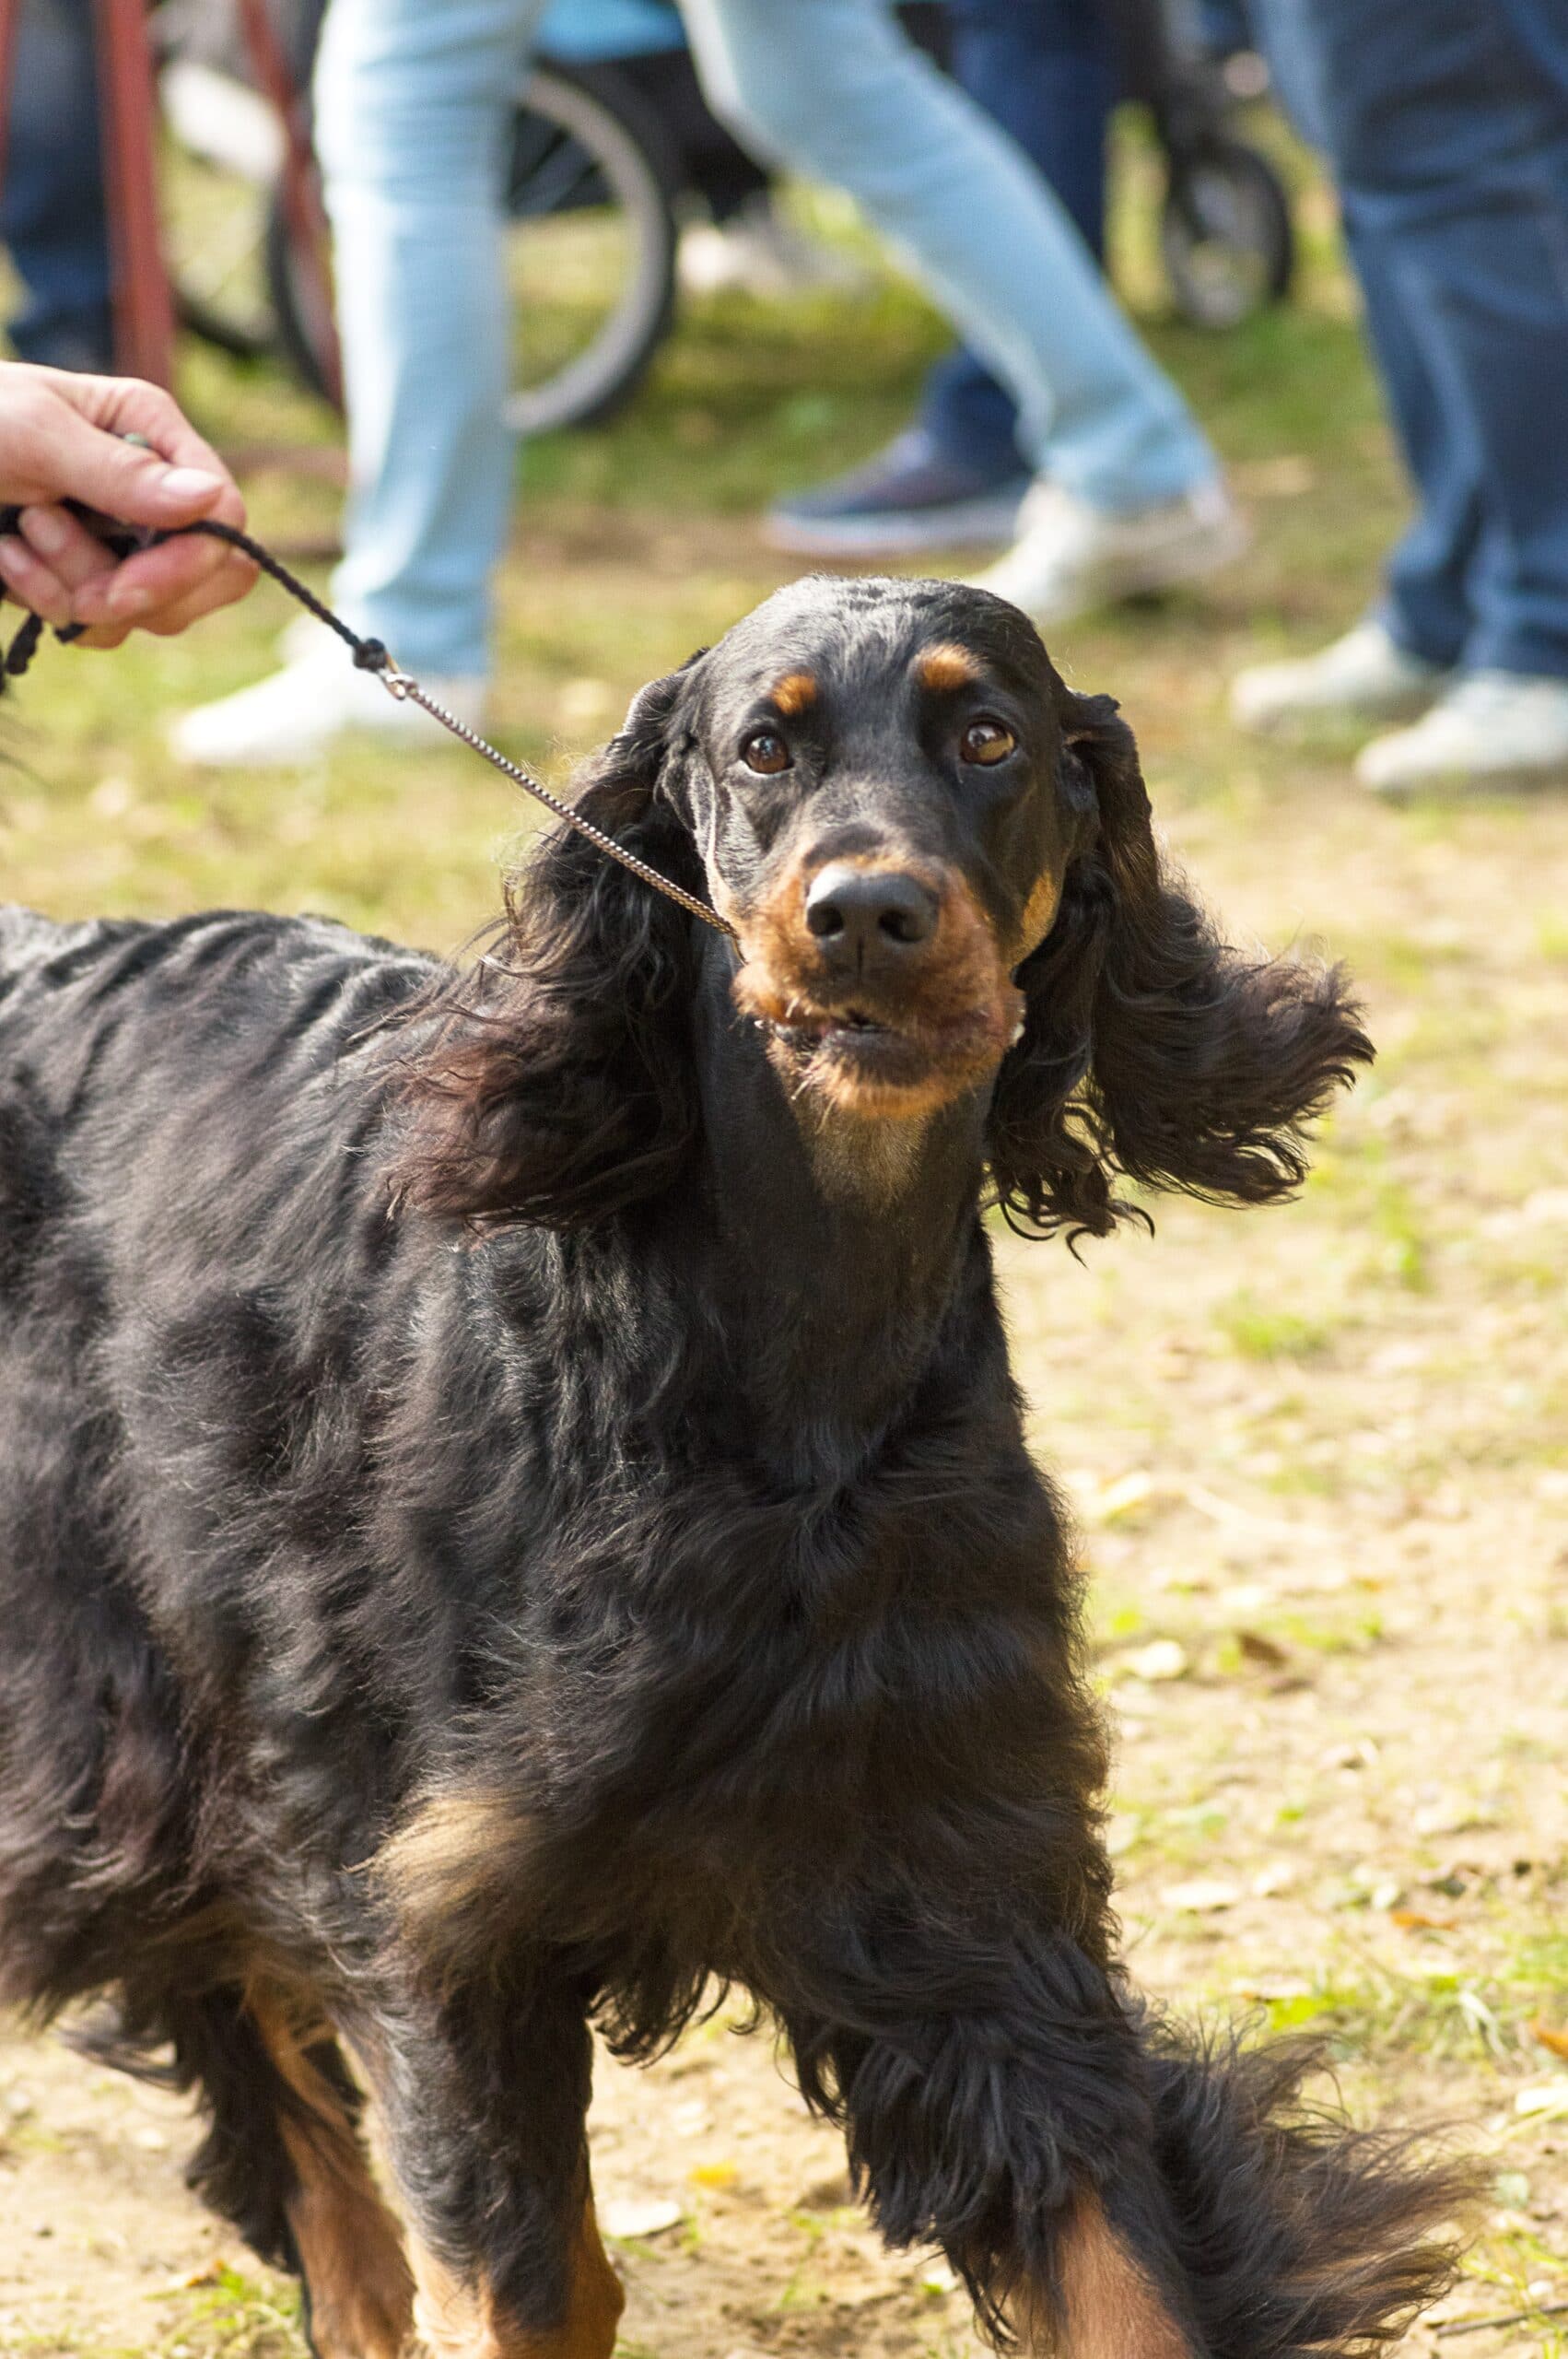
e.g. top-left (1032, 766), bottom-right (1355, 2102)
top-left (393, 661), bottom-right (708, 1228)
top-left (988, 690), bottom-right (1372, 1240)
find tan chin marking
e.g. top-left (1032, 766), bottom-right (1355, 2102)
top-left (768, 671), bottom-right (818, 717)
top-left (759, 1037), bottom-right (953, 1124)
top-left (410, 2202), bottom-right (624, 2359)
top-left (1012, 2197), bottom-right (1193, 2359)
top-left (918, 642), bottom-right (982, 693)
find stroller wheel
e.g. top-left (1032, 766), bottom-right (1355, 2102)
top-left (1160, 135), bottom-right (1294, 330)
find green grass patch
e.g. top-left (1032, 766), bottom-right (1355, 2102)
top-left (1215, 1289), bottom-right (1340, 1362)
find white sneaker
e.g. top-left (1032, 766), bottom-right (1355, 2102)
top-left (678, 194), bottom-right (871, 299)
top-left (1232, 621), bottom-right (1447, 734)
top-left (170, 640), bottom-right (489, 769)
top-left (1356, 670), bottom-right (1568, 796)
top-left (968, 477), bottom-right (1246, 627)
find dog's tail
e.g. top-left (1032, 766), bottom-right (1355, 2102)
top-left (1134, 2017), bottom-right (1475, 2358)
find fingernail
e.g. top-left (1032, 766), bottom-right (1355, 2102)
top-left (19, 506), bottom-right (69, 558)
top-left (157, 466), bottom-right (224, 505)
top-left (106, 578), bottom-right (151, 618)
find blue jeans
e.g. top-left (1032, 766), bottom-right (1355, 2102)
top-left (1251, 0), bottom-right (1568, 681)
top-left (919, 0), bottom-right (1118, 485)
top-left (0, 0), bottom-right (112, 370)
top-left (316, 0), bottom-right (1218, 672)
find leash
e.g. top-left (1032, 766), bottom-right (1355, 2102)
top-left (0, 507), bottom-right (735, 940)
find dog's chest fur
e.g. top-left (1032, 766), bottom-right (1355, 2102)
top-left (370, 1226), bottom-right (1091, 1960)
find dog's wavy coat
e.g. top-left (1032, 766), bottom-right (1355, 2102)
top-left (0, 580), bottom-right (1462, 2359)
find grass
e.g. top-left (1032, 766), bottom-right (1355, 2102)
top-left (156, 2270), bottom-right (304, 2359)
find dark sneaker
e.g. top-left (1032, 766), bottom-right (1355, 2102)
top-left (766, 429), bottom-right (1031, 558)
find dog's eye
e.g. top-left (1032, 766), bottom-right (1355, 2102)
top-left (960, 719), bottom-right (1016, 767)
top-left (742, 730), bottom-right (791, 775)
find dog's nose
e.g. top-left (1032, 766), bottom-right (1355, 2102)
top-left (804, 864), bottom-right (939, 959)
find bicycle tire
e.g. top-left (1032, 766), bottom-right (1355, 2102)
top-left (159, 56), bottom-right (287, 365)
top-left (501, 61), bottom-right (680, 437)
top-left (266, 61), bottom-right (679, 435)
top-left (1160, 135), bottom-right (1295, 330)
top-left (265, 188), bottom-right (332, 402)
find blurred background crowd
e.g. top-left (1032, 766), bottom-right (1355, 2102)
top-left (5, 0), bottom-right (1568, 794)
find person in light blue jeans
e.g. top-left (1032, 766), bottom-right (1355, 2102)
top-left (173, 0), bottom-right (1240, 768)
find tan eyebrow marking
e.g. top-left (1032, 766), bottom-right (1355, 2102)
top-left (768, 672), bottom-right (818, 716)
top-left (918, 641), bottom-right (982, 693)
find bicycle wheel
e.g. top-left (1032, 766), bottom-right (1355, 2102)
top-left (159, 57), bottom-right (284, 361)
top-left (500, 62), bottom-right (679, 437)
top-left (1160, 135), bottom-right (1294, 330)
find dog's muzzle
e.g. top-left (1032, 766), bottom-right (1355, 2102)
top-left (731, 856), bottom-right (1024, 1116)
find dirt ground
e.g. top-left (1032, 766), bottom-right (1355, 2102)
top-left (5, 576), bottom-right (1567, 2359)
top-left (3, 174), bottom-right (1568, 2357)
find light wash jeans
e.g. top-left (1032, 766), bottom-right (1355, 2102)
top-left (314, 0), bottom-right (1219, 675)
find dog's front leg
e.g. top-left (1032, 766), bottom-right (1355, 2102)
top-left (778, 1931), bottom-right (1199, 2359)
top-left (360, 1973), bottom-right (624, 2359)
top-left (1023, 2197), bottom-right (1196, 2359)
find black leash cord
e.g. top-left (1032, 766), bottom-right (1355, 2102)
top-left (0, 509), bottom-right (735, 940)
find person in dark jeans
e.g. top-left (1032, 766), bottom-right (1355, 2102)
top-left (768, 0), bottom-right (1120, 555)
top-left (0, 0), bottom-right (113, 372)
top-left (1233, 0), bottom-right (1568, 792)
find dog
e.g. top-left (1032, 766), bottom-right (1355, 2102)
top-left (0, 577), bottom-right (1464, 2359)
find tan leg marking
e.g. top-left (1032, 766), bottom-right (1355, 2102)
top-left (409, 2201), bottom-right (624, 2359)
top-left (376, 1790), bottom-right (522, 1937)
top-left (1017, 2196), bottom-right (1192, 2359)
top-left (249, 1991), bottom-right (415, 2359)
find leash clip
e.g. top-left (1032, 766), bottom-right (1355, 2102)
top-left (376, 662), bottom-right (417, 703)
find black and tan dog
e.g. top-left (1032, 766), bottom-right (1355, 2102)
top-left (0, 579), bottom-right (1462, 2358)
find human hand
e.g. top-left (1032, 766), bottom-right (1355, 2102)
top-left (0, 366), bottom-right (257, 647)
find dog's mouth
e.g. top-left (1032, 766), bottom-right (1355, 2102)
top-left (766, 1003), bottom-right (896, 1054)
top-left (750, 992), bottom-right (1015, 1113)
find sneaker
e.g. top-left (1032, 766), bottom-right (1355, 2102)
top-left (1232, 621), bottom-right (1448, 734)
top-left (766, 429), bottom-right (1031, 558)
top-left (1356, 670), bottom-right (1568, 796)
top-left (678, 194), bottom-right (871, 300)
top-left (170, 640), bottom-right (488, 769)
top-left (968, 477), bottom-right (1246, 626)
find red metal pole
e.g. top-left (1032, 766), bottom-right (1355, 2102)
top-left (95, 0), bottom-right (176, 386)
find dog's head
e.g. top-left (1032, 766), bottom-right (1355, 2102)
top-left (667, 577), bottom-right (1082, 1123)
top-left (399, 577), bottom-right (1370, 1232)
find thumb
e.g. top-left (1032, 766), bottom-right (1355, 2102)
top-left (53, 411), bottom-right (227, 528)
